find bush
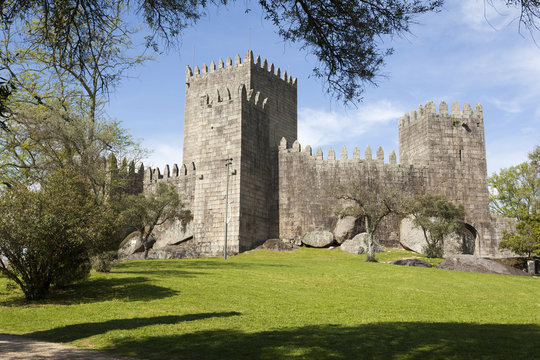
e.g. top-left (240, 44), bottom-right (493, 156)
top-left (423, 244), bottom-right (444, 259)
top-left (0, 168), bottom-right (115, 300)
top-left (91, 251), bottom-right (117, 273)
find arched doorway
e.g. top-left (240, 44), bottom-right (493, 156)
top-left (461, 224), bottom-right (477, 255)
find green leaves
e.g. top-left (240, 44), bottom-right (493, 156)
top-left (120, 183), bottom-right (192, 258)
top-left (490, 145), bottom-right (540, 258)
top-left (0, 167), bottom-right (118, 300)
top-left (404, 194), bottom-right (465, 258)
top-left (489, 160), bottom-right (539, 220)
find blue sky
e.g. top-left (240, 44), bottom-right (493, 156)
top-left (107, 1), bottom-right (539, 176)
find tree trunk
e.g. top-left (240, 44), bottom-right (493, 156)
top-left (365, 217), bottom-right (375, 261)
top-left (140, 233), bottom-right (149, 259)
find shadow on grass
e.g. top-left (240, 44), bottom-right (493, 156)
top-left (112, 259), bottom-right (290, 277)
top-left (50, 277), bottom-right (180, 304)
top-left (27, 312), bottom-right (242, 343)
top-left (1, 276), bottom-right (179, 306)
top-left (103, 322), bottom-right (540, 360)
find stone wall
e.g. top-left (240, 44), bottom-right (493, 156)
top-left (277, 139), bottom-right (428, 246)
top-left (476, 215), bottom-right (518, 258)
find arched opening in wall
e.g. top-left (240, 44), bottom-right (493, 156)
top-left (461, 223), bottom-right (477, 255)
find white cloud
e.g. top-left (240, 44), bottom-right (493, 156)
top-left (298, 100), bottom-right (403, 147)
top-left (142, 140), bottom-right (182, 170)
top-left (459, 1), bottom-right (521, 33)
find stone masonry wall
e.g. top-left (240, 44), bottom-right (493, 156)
top-left (278, 139), bottom-right (428, 246)
top-left (238, 91), bottom-right (272, 251)
top-left (399, 101), bottom-right (492, 254)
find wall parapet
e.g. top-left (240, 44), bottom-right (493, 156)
top-left (278, 137), bottom-right (409, 167)
top-left (144, 162), bottom-right (197, 184)
top-left (398, 100), bottom-right (483, 127)
top-left (186, 49), bottom-right (297, 87)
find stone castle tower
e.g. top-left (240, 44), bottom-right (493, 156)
top-left (140, 50), bottom-right (512, 258)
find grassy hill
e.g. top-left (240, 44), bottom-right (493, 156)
top-left (0, 248), bottom-right (538, 359)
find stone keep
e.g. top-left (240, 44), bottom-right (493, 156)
top-left (141, 50), bottom-right (512, 258)
top-left (146, 50), bottom-right (296, 256)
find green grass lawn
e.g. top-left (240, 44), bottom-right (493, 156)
top-left (0, 248), bottom-right (538, 359)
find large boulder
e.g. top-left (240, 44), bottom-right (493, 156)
top-left (152, 220), bottom-right (194, 249)
top-left (118, 231), bottom-right (155, 259)
top-left (302, 231), bottom-right (334, 248)
top-left (333, 216), bottom-right (362, 244)
top-left (391, 258), bottom-right (432, 268)
top-left (340, 233), bottom-right (385, 255)
top-left (147, 244), bottom-right (201, 259)
top-left (438, 255), bottom-right (528, 276)
top-left (399, 217), bottom-right (475, 257)
top-left (256, 239), bottom-right (299, 251)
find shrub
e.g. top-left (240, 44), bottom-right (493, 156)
top-left (91, 251), bottom-right (117, 273)
top-left (0, 168), bottom-right (115, 300)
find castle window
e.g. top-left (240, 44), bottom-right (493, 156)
top-left (459, 150), bottom-right (463, 162)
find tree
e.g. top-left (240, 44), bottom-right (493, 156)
top-left (334, 182), bottom-right (402, 261)
top-left (3, 1), bottom-right (540, 105)
top-left (490, 145), bottom-right (540, 257)
top-left (1, 0), bottom-right (440, 104)
top-left (499, 212), bottom-right (540, 258)
top-left (121, 183), bottom-right (192, 258)
top-left (404, 194), bottom-right (465, 258)
top-left (0, 1), bottom-right (147, 191)
top-left (488, 146), bottom-right (539, 220)
top-left (0, 167), bottom-right (118, 300)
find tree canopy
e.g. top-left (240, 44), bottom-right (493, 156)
top-left (489, 145), bottom-right (539, 220)
top-left (2, 1), bottom-right (539, 106)
top-left (334, 181), bottom-right (402, 261)
top-left (490, 145), bottom-right (540, 257)
top-left (0, 167), bottom-right (118, 300)
top-left (121, 182), bottom-right (192, 258)
top-left (404, 194), bottom-right (465, 258)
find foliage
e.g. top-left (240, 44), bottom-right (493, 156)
top-left (404, 194), bottom-right (465, 258)
top-left (121, 183), bottom-right (192, 258)
top-left (488, 145), bottom-right (539, 219)
top-left (91, 251), bottom-right (117, 273)
top-left (0, 168), bottom-right (118, 300)
top-left (490, 145), bottom-right (540, 257)
top-left (0, 0), bottom-right (147, 190)
top-left (334, 181), bottom-right (403, 261)
top-left (0, 76), bottom-right (14, 131)
top-left (499, 212), bottom-right (540, 258)
top-left (1, 0), bottom-right (443, 104)
top-left (259, 0), bottom-right (442, 102)
top-left (0, 249), bottom-right (539, 359)
top-left (4, 1), bottom-right (540, 104)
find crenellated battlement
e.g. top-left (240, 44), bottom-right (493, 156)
top-left (144, 162), bottom-right (196, 183)
top-left (398, 100), bottom-right (483, 127)
top-left (104, 154), bottom-right (144, 177)
top-left (278, 137), bottom-right (409, 167)
top-left (186, 50), bottom-right (297, 87)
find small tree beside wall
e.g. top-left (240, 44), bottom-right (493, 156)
top-left (121, 183), bottom-right (192, 259)
top-left (334, 181), bottom-right (403, 261)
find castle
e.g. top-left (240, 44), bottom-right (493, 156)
top-left (139, 50), bottom-right (514, 258)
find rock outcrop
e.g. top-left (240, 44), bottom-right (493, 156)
top-left (391, 258), bottom-right (432, 268)
top-left (256, 239), bottom-right (299, 251)
top-left (302, 231), bottom-right (334, 248)
top-left (333, 216), bottom-right (362, 244)
top-left (438, 255), bottom-right (528, 276)
top-left (340, 233), bottom-right (385, 255)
